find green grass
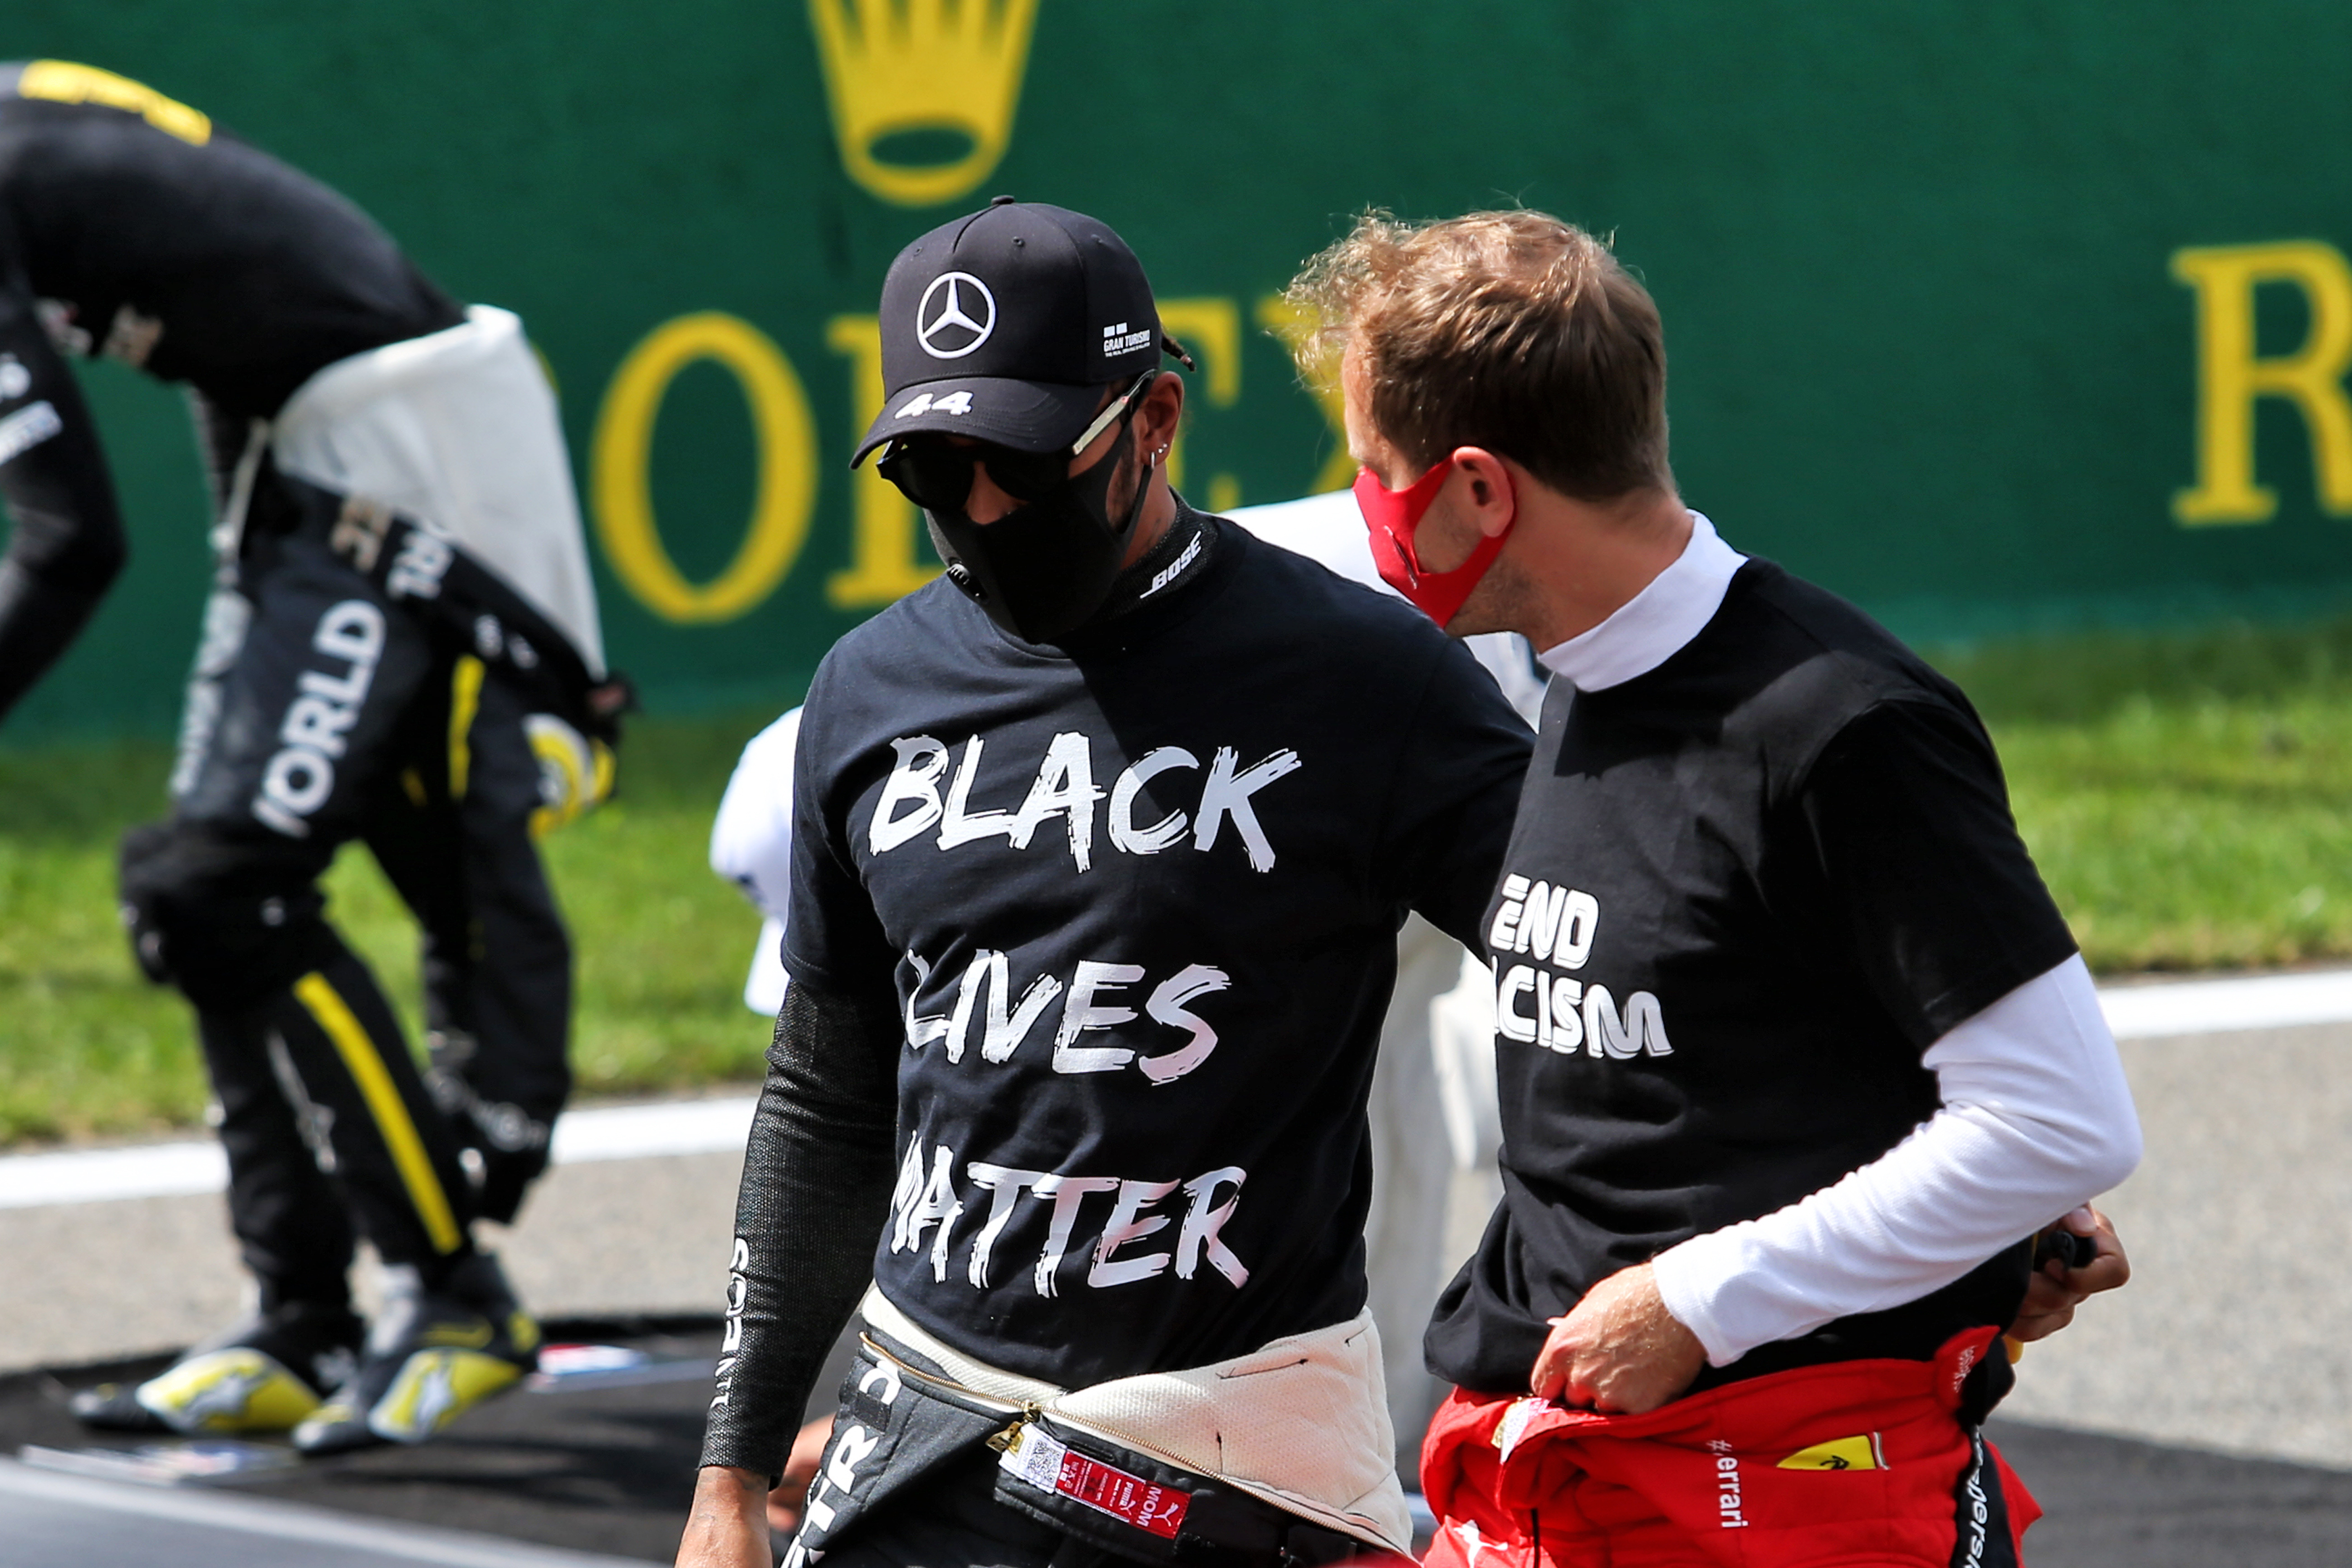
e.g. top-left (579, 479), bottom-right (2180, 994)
top-left (1935, 618), bottom-right (2352, 975)
top-left (6, 616), bottom-right (2352, 1145)
top-left (1997, 699), bottom-right (2352, 972)
top-left (0, 713), bottom-right (778, 1146)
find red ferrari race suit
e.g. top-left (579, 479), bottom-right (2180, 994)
top-left (1419, 1328), bottom-right (2037, 1568)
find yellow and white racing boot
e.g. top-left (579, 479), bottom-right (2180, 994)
top-left (292, 1254), bottom-right (539, 1455)
top-left (71, 1299), bottom-right (362, 1436)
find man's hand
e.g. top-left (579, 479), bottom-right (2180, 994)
top-left (676, 1465), bottom-right (771, 1568)
top-left (1529, 1263), bottom-right (1706, 1414)
top-left (2009, 1205), bottom-right (2130, 1344)
top-left (766, 1416), bottom-right (836, 1534)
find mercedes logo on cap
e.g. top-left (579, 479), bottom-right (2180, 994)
top-left (916, 272), bottom-right (997, 359)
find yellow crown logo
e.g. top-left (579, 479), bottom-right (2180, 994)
top-left (808, 0), bottom-right (1040, 207)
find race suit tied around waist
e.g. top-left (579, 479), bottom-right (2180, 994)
top-left (784, 1289), bottom-right (1413, 1568)
top-left (274, 472), bottom-right (626, 762)
top-left (989, 1410), bottom-right (1380, 1568)
top-left (1418, 1326), bottom-right (2040, 1568)
top-left (790, 1332), bottom-right (1392, 1568)
top-left (268, 303), bottom-right (606, 677)
top-left (859, 1283), bottom-right (1413, 1555)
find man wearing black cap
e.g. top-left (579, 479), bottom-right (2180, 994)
top-left (675, 200), bottom-right (1533, 1568)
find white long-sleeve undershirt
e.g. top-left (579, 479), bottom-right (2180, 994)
top-left (1539, 514), bottom-right (2143, 1363)
top-left (1650, 953), bottom-right (2144, 1365)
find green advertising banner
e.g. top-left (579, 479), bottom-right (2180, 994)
top-left (9, 1), bottom-right (2352, 735)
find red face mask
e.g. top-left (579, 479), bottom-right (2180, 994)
top-left (1353, 459), bottom-right (1514, 627)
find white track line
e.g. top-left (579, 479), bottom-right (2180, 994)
top-left (0, 1139), bottom-right (228, 1208)
top-left (0, 1096), bottom-right (755, 1211)
top-left (2097, 968), bottom-right (2352, 1040)
top-left (546, 1096), bottom-right (755, 1165)
top-left (6, 964), bottom-right (2352, 1212)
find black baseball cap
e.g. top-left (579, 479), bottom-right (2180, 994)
top-left (850, 198), bottom-right (1183, 466)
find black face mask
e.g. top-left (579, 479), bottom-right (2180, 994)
top-left (924, 424), bottom-right (1147, 642)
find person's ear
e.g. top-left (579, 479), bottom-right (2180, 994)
top-left (1450, 446), bottom-right (1518, 538)
top-left (1137, 373), bottom-right (1184, 467)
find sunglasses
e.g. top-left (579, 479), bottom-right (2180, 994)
top-left (877, 370), bottom-right (1158, 513)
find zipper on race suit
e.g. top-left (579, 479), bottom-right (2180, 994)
top-left (985, 1402), bottom-right (1047, 1454)
top-left (857, 1332), bottom-right (1042, 1413)
top-left (859, 1328), bottom-right (1378, 1555)
top-left (856, 1332), bottom-right (1054, 1457)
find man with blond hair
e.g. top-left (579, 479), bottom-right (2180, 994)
top-left (1284, 210), bottom-right (2140, 1567)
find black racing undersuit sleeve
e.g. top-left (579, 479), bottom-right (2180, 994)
top-left (700, 975), bottom-right (901, 1483)
top-left (0, 286), bottom-right (127, 724)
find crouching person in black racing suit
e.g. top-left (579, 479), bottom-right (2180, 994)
top-left (676, 202), bottom-right (1534, 1568)
top-left (0, 61), bottom-right (624, 1453)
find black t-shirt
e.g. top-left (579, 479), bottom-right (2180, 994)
top-left (1424, 559), bottom-right (2078, 1396)
top-left (785, 511), bottom-right (1532, 1387)
top-left (0, 63), bottom-right (462, 421)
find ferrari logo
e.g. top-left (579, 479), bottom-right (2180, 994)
top-left (1776, 1432), bottom-right (1886, 1471)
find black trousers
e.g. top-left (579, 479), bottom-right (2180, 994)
top-left (120, 516), bottom-right (573, 1306)
top-left (803, 1447), bottom-right (1078, 1568)
top-left (786, 1348), bottom-right (1083, 1568)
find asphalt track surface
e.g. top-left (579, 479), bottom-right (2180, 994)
top-left (5, 1320), bottom-right (2352, 1567)
top-left (10, 971), bottom-right (2352, 1563)
top-left (0, 1318), bottom-right (722, 1567)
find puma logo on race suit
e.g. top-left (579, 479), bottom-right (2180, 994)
top-left (179, 1365), bottom-right (272, 1423)
top-left (870, 732), bottom-right (1302, 873)
top-left (407, 1359), bottom-right (460, 1434)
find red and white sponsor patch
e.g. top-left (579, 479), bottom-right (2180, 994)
top-left (998, 1423), bottom-right (1191, 1539)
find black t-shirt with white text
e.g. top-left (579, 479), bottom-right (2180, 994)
top-left (1424, 560), bottom-right (2078, 1396)
top-left (786, 511), bottom-right (1532, 1388)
